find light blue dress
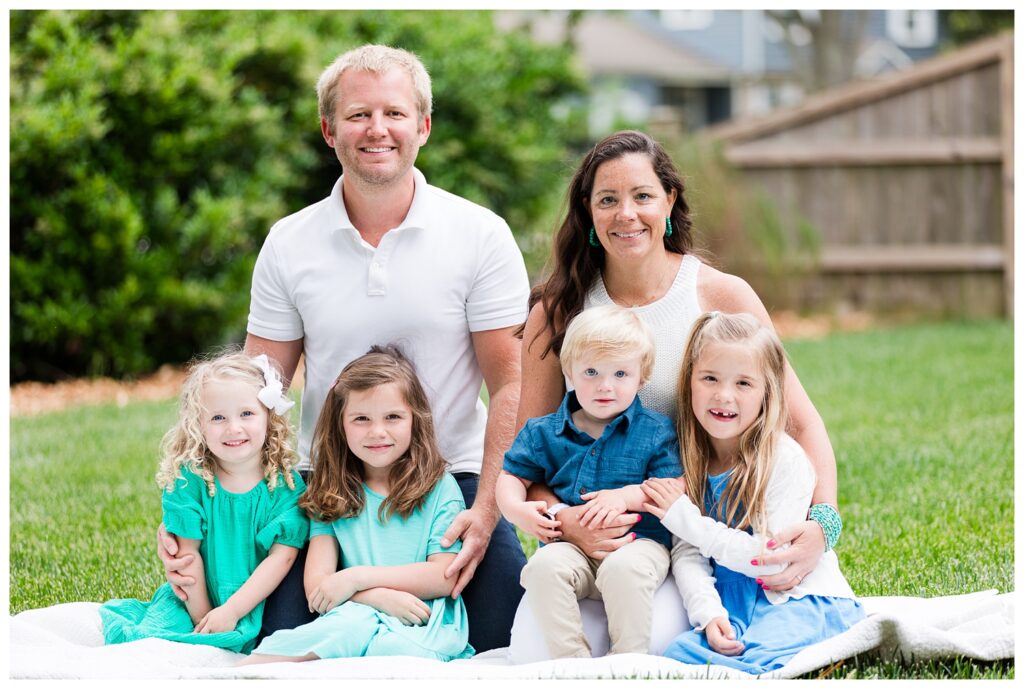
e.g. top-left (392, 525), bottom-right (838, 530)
top-left (663, 471), bottom-right (864, 674)
top-left (252, 472), bottom-right (474, 660)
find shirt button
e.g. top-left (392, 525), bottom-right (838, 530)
top-left (590, 449), bottom-right (596, 456)
top-left (580, 487), bottom-right (588, 495)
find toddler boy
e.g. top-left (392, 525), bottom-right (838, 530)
top-left (497, 304), bottom-right (680, 658)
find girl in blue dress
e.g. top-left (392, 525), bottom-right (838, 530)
top-left (641, 312), bottom-right (863, 675)
top-left (240, 345), bottom-right (474, 664)
top-left (100, 352), bottom-right (309, 653)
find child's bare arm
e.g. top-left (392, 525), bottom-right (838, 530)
top-left (175, 537), bottom-right (212, 625)
top-left (350, 588), bottom-right (431, 626)
top-left (194, 543), bottom-right (298, 634)
top-left (308, 552), bottom-right (461, 615)
top-left (303, 534), bottom-right (340, 602)
top-left (579, 485), bottom-right (649, 528)
top-left (496, 471), bottom-right (561, 541)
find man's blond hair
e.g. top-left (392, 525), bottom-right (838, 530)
top-left (316, 44), bottom-right (432, 133)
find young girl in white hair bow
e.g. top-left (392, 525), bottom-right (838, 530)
top-left (99, 351), bottom-right (309, 654)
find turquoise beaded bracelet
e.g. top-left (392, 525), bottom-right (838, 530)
top-left (809, 503), bottom-right (842, 551)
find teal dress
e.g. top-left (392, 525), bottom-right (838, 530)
top-left (252, 472), bottom-right (474, 661)
top-left (100, 466), bottom-right (309, 653)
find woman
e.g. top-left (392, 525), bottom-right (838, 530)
top-left (510, 130), bottom-right (840, 661)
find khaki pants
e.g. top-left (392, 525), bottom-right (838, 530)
top-left (520, 538), bottom-right (670, 658)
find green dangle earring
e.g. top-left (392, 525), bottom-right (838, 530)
top-left (589, 226), bottom-right (600, 247)
top-left (665, 217), bottom-right (673, 237)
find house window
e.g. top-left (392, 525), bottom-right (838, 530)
top-left (887, 10), bottom-right (937, 48)
top-left (660, 10), bottom-right (714, 31)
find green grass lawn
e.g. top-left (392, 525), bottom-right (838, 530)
top-left (9, 320), bottom-right (1014, 678)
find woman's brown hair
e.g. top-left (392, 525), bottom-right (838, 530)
top-left (300, 345), bottom-right (447, 523)
top-left (528, 130), bottom-right (695, 358)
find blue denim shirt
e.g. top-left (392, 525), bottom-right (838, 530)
top-left (503, 391), bottom-right (681, 547)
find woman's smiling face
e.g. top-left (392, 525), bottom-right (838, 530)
top-left (589, 153), bottom-right (677, 262)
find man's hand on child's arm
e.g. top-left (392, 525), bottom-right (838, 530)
top-left (640, 477), bottom-right (687, 519)
top-left (351, 588), bottom-right (431, 626)
top-left (705, 616), bottom-right (744, 656)
top-left (194, 605), bottom-right (240, 634)
top-left (157, 523), bottom-right (194, 601)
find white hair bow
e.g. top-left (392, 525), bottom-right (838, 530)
top-left (252, 354), bottom-right (296, 415)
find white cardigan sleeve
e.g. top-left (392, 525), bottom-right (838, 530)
top-left (670, 537), bottom-right (728, 631)
top-left (660, 435), bottom-right (815, 579)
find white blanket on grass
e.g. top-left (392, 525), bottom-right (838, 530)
top-left (9, 590), bottom-right (1013, 679)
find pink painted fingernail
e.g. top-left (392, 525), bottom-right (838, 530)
top-left (762, 585), bottom-right (769, 590)
top-left (766, 539), bottom-right (777, 549)
top-left (632, 533), bottom-right (638, 541)
top-left (750, 559), bottom-right (759, 566)
top-left (755, 578), bottom-right (763, 585)
top-left (635, 514), bottom-right (643, 523)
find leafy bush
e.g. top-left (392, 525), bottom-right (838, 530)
top-left (11, 10), bottom-right (586, 381)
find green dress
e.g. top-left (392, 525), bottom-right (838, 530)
top-left (100, 466), bottom-right (309, 653)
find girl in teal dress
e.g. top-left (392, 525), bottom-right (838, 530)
top-left (641, 313), bottom-right (863, 675)
top-left (100, 352), bottom-right (309, 654)
top-left (240, 345), bottom-right (474, 665)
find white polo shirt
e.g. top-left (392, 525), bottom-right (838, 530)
top-left (247, 168), bottom-right (530, 473)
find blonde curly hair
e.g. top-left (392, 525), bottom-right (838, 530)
top-left (155, 349), bottom-right (298, 497)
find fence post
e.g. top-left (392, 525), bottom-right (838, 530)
top-left (999, 33), bottom-right (1014, 318)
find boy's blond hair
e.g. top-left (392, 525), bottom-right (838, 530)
top-left (559, 304), bottom-right (655, 383)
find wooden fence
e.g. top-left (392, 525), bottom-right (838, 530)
top-left (707, 32), bottom-right (1013, 318)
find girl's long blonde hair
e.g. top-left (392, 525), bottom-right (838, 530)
top-left (156, 349), bottom-right (298, 496)
top-left (677, 312), bottom-right (788, 536)
top-left (300, 345), bottom-right (446, 523)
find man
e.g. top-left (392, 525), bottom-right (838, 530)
top-left (160, 44), bottom-right (528, 652)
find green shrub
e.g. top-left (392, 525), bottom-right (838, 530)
top-left (11, 10), bottom-right (586, 381)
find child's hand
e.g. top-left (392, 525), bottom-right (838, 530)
top-left (578, 490), bottom-right (629, 529)
top-left (359, 588), bottom-right (431, 626)
top-left (308, 570), bottom-right (360, 615)
top-left (705, 616), bottom-right (744, 656)
top-left (641, 477), bottom-right (686, 519)
top-left (194, 605), bottom-right (240, 634)
top-left (507, 500), bottom-right (562, 541)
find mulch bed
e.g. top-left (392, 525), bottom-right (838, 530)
top-left (10, 312), bottom-right (873, 417)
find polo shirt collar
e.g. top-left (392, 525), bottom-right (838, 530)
top-left (327, 168), bottom-right (431, 234)
top-left (555, 390), bottom-right (643, 436)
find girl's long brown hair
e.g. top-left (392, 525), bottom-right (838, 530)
top-left (300, 345), bottom-right (446, 523)
top-left (527, 130), bottom-right (695, 357)
top-left (677, 312), bottom-right (788, 536)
